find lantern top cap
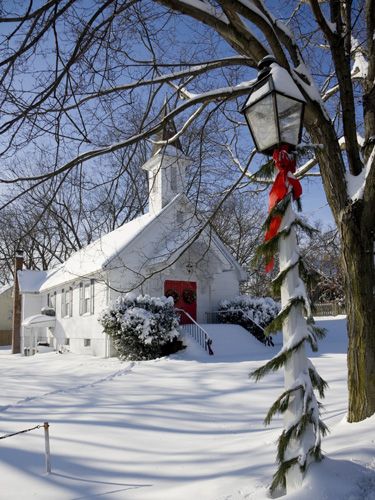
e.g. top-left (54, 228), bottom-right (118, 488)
top-left (257, 55), bottom-right (276, 75)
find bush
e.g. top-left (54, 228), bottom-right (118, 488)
top-left (218, 295), bottom-right (280, 344)
top-left (99, 294), bottom-right (184, 360)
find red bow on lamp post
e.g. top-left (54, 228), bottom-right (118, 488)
top-left (264, 144), bottom-right (302, 272)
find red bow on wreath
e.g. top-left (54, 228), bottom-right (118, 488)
top-left (264, 145), bottom-right (302, 272)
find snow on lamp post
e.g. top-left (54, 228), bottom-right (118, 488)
top-left (242, 56), bottom-right (328, 496)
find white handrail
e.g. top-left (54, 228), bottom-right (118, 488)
top-left (175, 308), bottom-right (211, 337)
top-left (175, 308), bottom-right (213, 355)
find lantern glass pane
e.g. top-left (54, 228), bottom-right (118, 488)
top-left (276, 94), bottom-right (303, 146)
top-left (245, 94), bottom-right (278, 152)
top-left (246, 79), bottom-right (271, 106)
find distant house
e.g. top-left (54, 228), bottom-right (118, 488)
top-left (0, 283), bottom-right (13, 346)
top-left (18, 111), bottom-right (247, 357)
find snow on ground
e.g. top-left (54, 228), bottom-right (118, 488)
top-left (0, 317), bottom-right (374, 500)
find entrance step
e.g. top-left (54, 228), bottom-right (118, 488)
top-left (181, 324), bottom-right (279, 361)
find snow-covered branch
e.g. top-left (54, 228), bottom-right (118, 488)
top-left (347, 145), bottom-right (375, 202)
top-left (38, 57), bottom-right (252, 114)
top-left (157, 0), bottom-right (266, 61)
top-left (295, 157), bottom-right (319, 179)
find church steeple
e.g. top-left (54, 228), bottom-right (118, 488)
top-left (152, 98), bottom-right (183, 156)
top-left (142, 99), bottom-right (192, 216)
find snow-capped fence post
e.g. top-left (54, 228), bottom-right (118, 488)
top-left (241, 56), bottom-right (328, 496)
top-left (43, 422), bottom-right (51, 474)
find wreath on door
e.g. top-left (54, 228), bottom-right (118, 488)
top-left (183, 288), bottom-right (196, 304)
top-left (165, 288), bottom-right (179, 304)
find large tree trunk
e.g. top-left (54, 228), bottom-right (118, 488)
top-left (306, 108), bottom-right (375, 422)
top-left (340, 201), bottom-right (375, 422)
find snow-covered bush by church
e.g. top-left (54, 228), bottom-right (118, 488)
top-left (99, 294), bottom-right (184, 360)
top-left (218, 295), bottom-right (280, 344)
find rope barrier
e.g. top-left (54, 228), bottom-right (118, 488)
top-left (0, 422), bottom-right (51, 473)
top-left (0, 424), bottom-right (42, 440)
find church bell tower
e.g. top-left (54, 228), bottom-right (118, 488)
top-left (142, 100), bottom-right (192, 216)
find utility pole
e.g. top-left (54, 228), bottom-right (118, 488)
top-left (12, 249), bottom-right (24, 354)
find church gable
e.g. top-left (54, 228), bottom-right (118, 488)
top-left (106, 195), bottom-right (246, 284)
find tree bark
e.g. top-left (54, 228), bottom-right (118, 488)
top-left (340, 200), bottom-right (375, 422)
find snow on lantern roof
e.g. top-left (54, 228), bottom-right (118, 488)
top-left (270, 64), bottom-right (306, 101)
top-left (245, 63), bottom-right (306, 107)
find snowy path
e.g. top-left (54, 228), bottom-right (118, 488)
top-left (0, 361), bottom-right (135, 413)
top-left (0, 318), bottom-right (374, 500)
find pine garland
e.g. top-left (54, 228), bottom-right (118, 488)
top-left (264, 296), bottom-right (306, 335)
top-left (250, 173), bottom-right (328, 494)
top-left (296, 197), bottom-right (302, 212)
top-left (272, 256), bottom-right (316, 298)
top-left (270, 456), bottom-right (299, 492)
top-left (306, 317), bottom-right (327, 352)
top-left (263, 195), bottom-right (291, 231)
top-left (264, 385), bottom-right (303, 425)
top-left (252, 158), bottom-right (276, 181)
top-left (250, 337), bottom-right (306, 381)
top-left (308, 365), bottom-right (329, 398)
top-left (270, 409), bottom-right (328, 492)
top-left (270, 443), bottom-right (324, 492)
top-left (255, 218), bottom-right (317, 268)
top-left (272, 257), bottom-right (301, 295)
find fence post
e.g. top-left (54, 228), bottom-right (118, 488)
top-left (44, 422), bottom-right (51, 474)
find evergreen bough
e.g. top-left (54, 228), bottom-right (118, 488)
top-left (250, 196), bottom-right (328, 495)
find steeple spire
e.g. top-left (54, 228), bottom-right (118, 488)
top-left (152, 98), bottom-right (183, 156)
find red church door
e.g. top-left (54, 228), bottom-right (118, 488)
top-left (164, 280), bottom-right (197, 324)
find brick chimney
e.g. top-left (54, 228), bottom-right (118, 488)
top-left (12, 249), bottom-right (24, 354)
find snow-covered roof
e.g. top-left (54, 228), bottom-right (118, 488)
top-left (37, 211), bottom-right (156, 292)
top-left (22, 314), bottom-right (56, 328)
top-left (17, 192), bottom-right (246, 294)
top-left (34, 196), bottom-right (185, 292)
top-left (18, 199), bottom-right (181, 294)
top-left (18, 270), bottom-right (54, 294)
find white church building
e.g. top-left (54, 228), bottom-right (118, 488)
top-left (18, 112), bottom-right (247, 357)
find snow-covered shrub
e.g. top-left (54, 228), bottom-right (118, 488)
top-left (218, 295), bottom-right (280, 344)
top-left (99, 294), bottom-right (184, 360)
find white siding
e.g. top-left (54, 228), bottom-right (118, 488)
top-left (0, 287), bottom-right (12, 330)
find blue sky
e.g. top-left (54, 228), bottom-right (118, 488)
top-left (302, 177), bottom-right (334, 229)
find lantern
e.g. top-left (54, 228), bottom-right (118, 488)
top-left (241, 56), bottom-right (306, 155)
